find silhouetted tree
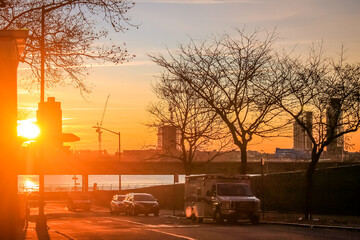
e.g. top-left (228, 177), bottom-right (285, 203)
top-left (148, 76), bottom-right (233, 175)
top-left (0, 0), bottom-right (136, 94)
top-left (149, 29), bottom-right (286, 174)
top-left (264, 46), bottom-right (360, 219)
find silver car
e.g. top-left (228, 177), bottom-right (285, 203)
top-left (110, 194), bottom-right (126, 215)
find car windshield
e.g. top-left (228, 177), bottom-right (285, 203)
top-left (117, 196), bottom-right (125, 201)
top-left (134, 194), bottom-right (155, 201)
top-left (217, 183), bottom-right (252, 196)
top-left (69, 193), bottom-right (90, 200)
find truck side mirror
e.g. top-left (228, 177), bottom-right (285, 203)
top-left (206, 190), bottom-right (211, 196)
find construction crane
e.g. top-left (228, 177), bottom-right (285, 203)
top-left (93, 94), bottom-right (110, 152)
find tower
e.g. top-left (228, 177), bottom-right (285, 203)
top-left (326, 98), bottom-right (343, 155)
top-left (157, 125), bottom-right (179, 152)
top-left (293, 111), bottom-right (313, 151)
top-left (37, 97), bottom-right (63, 147)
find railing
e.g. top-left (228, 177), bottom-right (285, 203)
top-left (18, 183), bottom-right (168, 192)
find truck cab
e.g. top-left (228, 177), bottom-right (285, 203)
top-left (185, 174), bottom-right (260, 224)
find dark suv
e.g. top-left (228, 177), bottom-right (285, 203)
top-left (124, 193), bottom-right (159, 216)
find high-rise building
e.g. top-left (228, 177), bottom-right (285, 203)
top-left (37, 97), bottom-right (63, 147)
top-left (293, 111), bottom-right (312, 151)
top-left (157, 125), bottom-right (179, 152)
top-left (36, 97), bottom-right (80, 148)
top-left (327, 98), bottom-right (344, 155)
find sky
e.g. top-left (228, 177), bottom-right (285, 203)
top-left (17, 0), bottom-right (360, 154)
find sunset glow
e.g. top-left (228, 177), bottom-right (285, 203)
top-left (17, 119), bottom-right (40, 139)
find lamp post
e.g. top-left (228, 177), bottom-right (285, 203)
top-left (92, 126), bottom-right (121, 160)
top-left (92, 126), bottom-right (121, 190)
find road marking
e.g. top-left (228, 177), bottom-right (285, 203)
top-left (103, 217), bottom-right (197, 240)
top-left (147, 228), bottom-right (197, 240)
top-left (97, 220), bottom-right (113, 223)
top-left (104, 217), bottom-right (145, 225)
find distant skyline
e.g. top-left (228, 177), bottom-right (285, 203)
top-left (17, 0), bottom-right (360, 153)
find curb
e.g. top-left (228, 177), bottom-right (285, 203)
top-left (164, 214), bottom-right (360, 231)
top-left (262, 221), bottom-right (360, 231)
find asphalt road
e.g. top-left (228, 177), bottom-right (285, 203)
top-left (29, 202), bottom-right (359, 240)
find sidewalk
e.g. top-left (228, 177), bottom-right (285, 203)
top-left (261, 212), bottom-right (360, 230)
top-left (161, 209), bottom-right (360, 230)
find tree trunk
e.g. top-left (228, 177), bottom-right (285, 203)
top-left (184, 162), bottom-right (192, 176)
top-left (239, 143), bottom-right (248, 174)
top-left (305, 152), bottom-right (320, 219)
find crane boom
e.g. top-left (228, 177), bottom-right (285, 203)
top-left (95, 94), bottom-right (110, 153)
top-left (100, 94), bottom-right (110, 127)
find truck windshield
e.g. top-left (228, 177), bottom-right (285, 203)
top-left (217, 183), bottom-right (252, 196)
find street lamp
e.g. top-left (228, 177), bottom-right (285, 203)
top-left (92, 126), bottom-right (121, 160)
top-left (92, 126), bottom-right (121, 190)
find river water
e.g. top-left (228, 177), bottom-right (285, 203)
top-left (18, 174), bottom-right (185, 192)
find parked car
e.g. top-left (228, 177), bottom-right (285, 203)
top-left (123, 193), bottom-right (159, 216)
top-left (67, 192), bottom-right (92, 212)
top-left (110, 194), bottom-right (126, 215)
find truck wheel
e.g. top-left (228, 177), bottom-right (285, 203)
top-left (250, 215), bottom-right (260, 225)
top-left (131, 207), bottom-right (138, 216)
top-left (214, 210), bottom-right (224, 224)
top-left (227, 217), bottom-right (237, 224)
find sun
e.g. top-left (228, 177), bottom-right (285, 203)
top-left (17, 119), bottom-right (40, 139)
top-left (22, 180), bottom-right (39, 192)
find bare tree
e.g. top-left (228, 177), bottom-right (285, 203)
top-left (148, 75), bottom-right (233, 175)
top-left (0, 0), bottom-right (136, 94)
top-left (266, 46), bottom-right (360, 219)
top-left (149, 29), bottom-right (286, 174)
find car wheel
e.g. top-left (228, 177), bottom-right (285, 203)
top-left (214, 210), bottom-right (224, 224)
top-left (250, 214), bottom-right (260, 225)
top-left (110, 207), bottom-right (114, 215)
top-left (197, 217), bottom-right (204, 223)
top-left (154, 212), bottom-right (159, 217)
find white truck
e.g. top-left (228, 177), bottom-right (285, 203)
top-left (184, 174), bottom-right (260, 224)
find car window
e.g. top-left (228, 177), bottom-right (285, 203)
top-left (117, 196), bottom-right (125, 201)
top-left (134, 194), bottom-right (155, 201)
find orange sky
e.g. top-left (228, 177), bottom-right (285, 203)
top-left (17, 0), bottom-right (360, 154)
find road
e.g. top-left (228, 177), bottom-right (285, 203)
top-left (28, 202), bottom-right (359, 240)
